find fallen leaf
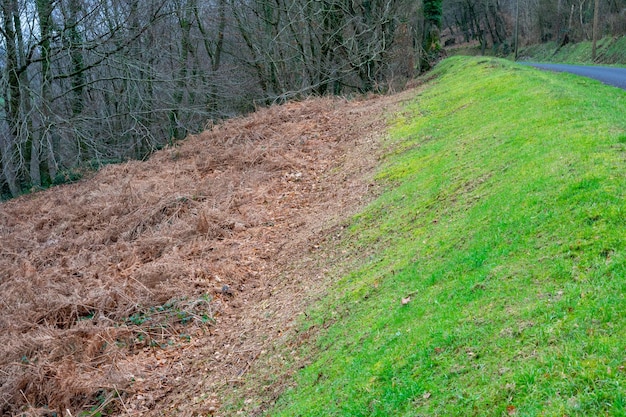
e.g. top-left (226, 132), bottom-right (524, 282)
top-left (423, 392), bottom-right (431, 399)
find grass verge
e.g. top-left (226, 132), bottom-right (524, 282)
top-left (518, 36), bottom-right (626, 65)
top-left (264, 56), bottom-right (626, 416)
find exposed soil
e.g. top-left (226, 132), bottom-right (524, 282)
top-left (0, 92), bottom-right (412, 416)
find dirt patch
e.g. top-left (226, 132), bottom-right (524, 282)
top-left (0, 92), bottom-right (413, 416)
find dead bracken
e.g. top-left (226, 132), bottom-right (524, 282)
top-left (0, 93), bottom-right (410, 416)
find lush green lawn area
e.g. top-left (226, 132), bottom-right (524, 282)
top-left (268, 56), bottom-right (626, 416)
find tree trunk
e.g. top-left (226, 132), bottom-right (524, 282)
top-left (1, 140), bottom-right (19, 197)
top-left (2, 0), bottom-right (22, 196)
top-left (421, 0), bottom-right (442, 70)
top-left (68, 0), bottom-right (85, 116)
top-left (36, 0), bottom-right (55, 184)
top-left (592, 0), bottom-right (600, 60)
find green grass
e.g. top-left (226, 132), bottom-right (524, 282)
top-left (264, 56), bottom-right (626, 416)
top-left (519, 36), bottom-right (626, 65)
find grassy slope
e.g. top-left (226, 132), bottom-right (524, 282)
top-left (519, 36), bottom-right (626, 65)
top-left (267, 57), bottom-right (626, 416)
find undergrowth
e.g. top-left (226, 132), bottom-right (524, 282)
top-left (265, 57), bottom-right (626, 416)
top-left (519, 36), bottom-right (626, 65)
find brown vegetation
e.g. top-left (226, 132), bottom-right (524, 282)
top-left (0, 93), bottom-right (409, 416)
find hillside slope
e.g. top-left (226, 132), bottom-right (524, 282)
top-left (3, 56), bottom-right (626, 417)
top-left (259, 57), bottom-right (626, 416)
top-left (0, 95), bottom-right (409, 416)
top-left (519, 36), bottom-right (626, 65)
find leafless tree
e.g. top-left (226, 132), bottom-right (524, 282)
top-left (5, 0), bottom-right (621, 199)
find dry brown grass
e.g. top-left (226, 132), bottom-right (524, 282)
top-left (0, 93), bottom-right (410, 416)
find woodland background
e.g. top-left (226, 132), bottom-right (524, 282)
top-left (0, 0), bottom-right (624, 199)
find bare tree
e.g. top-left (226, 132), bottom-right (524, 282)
top-left (0, 0), bottom-right (251, 198)
top-left (3, 0), bottom-right (621, 199)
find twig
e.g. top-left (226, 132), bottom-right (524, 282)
top-left (114, 386), bottom-right (130, 415)
top-left (228, 350), bottom-right (261, 382)
top-left (19, 390), bottom-right (34, 410)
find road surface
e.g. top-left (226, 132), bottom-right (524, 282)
top-left (521, 63), bottom-right (626, 90)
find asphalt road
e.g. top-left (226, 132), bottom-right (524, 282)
top-left (521, 62), bottom-right (626, 90)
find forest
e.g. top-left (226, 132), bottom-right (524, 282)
top-left (0, 0), bottom-right (624, 199)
